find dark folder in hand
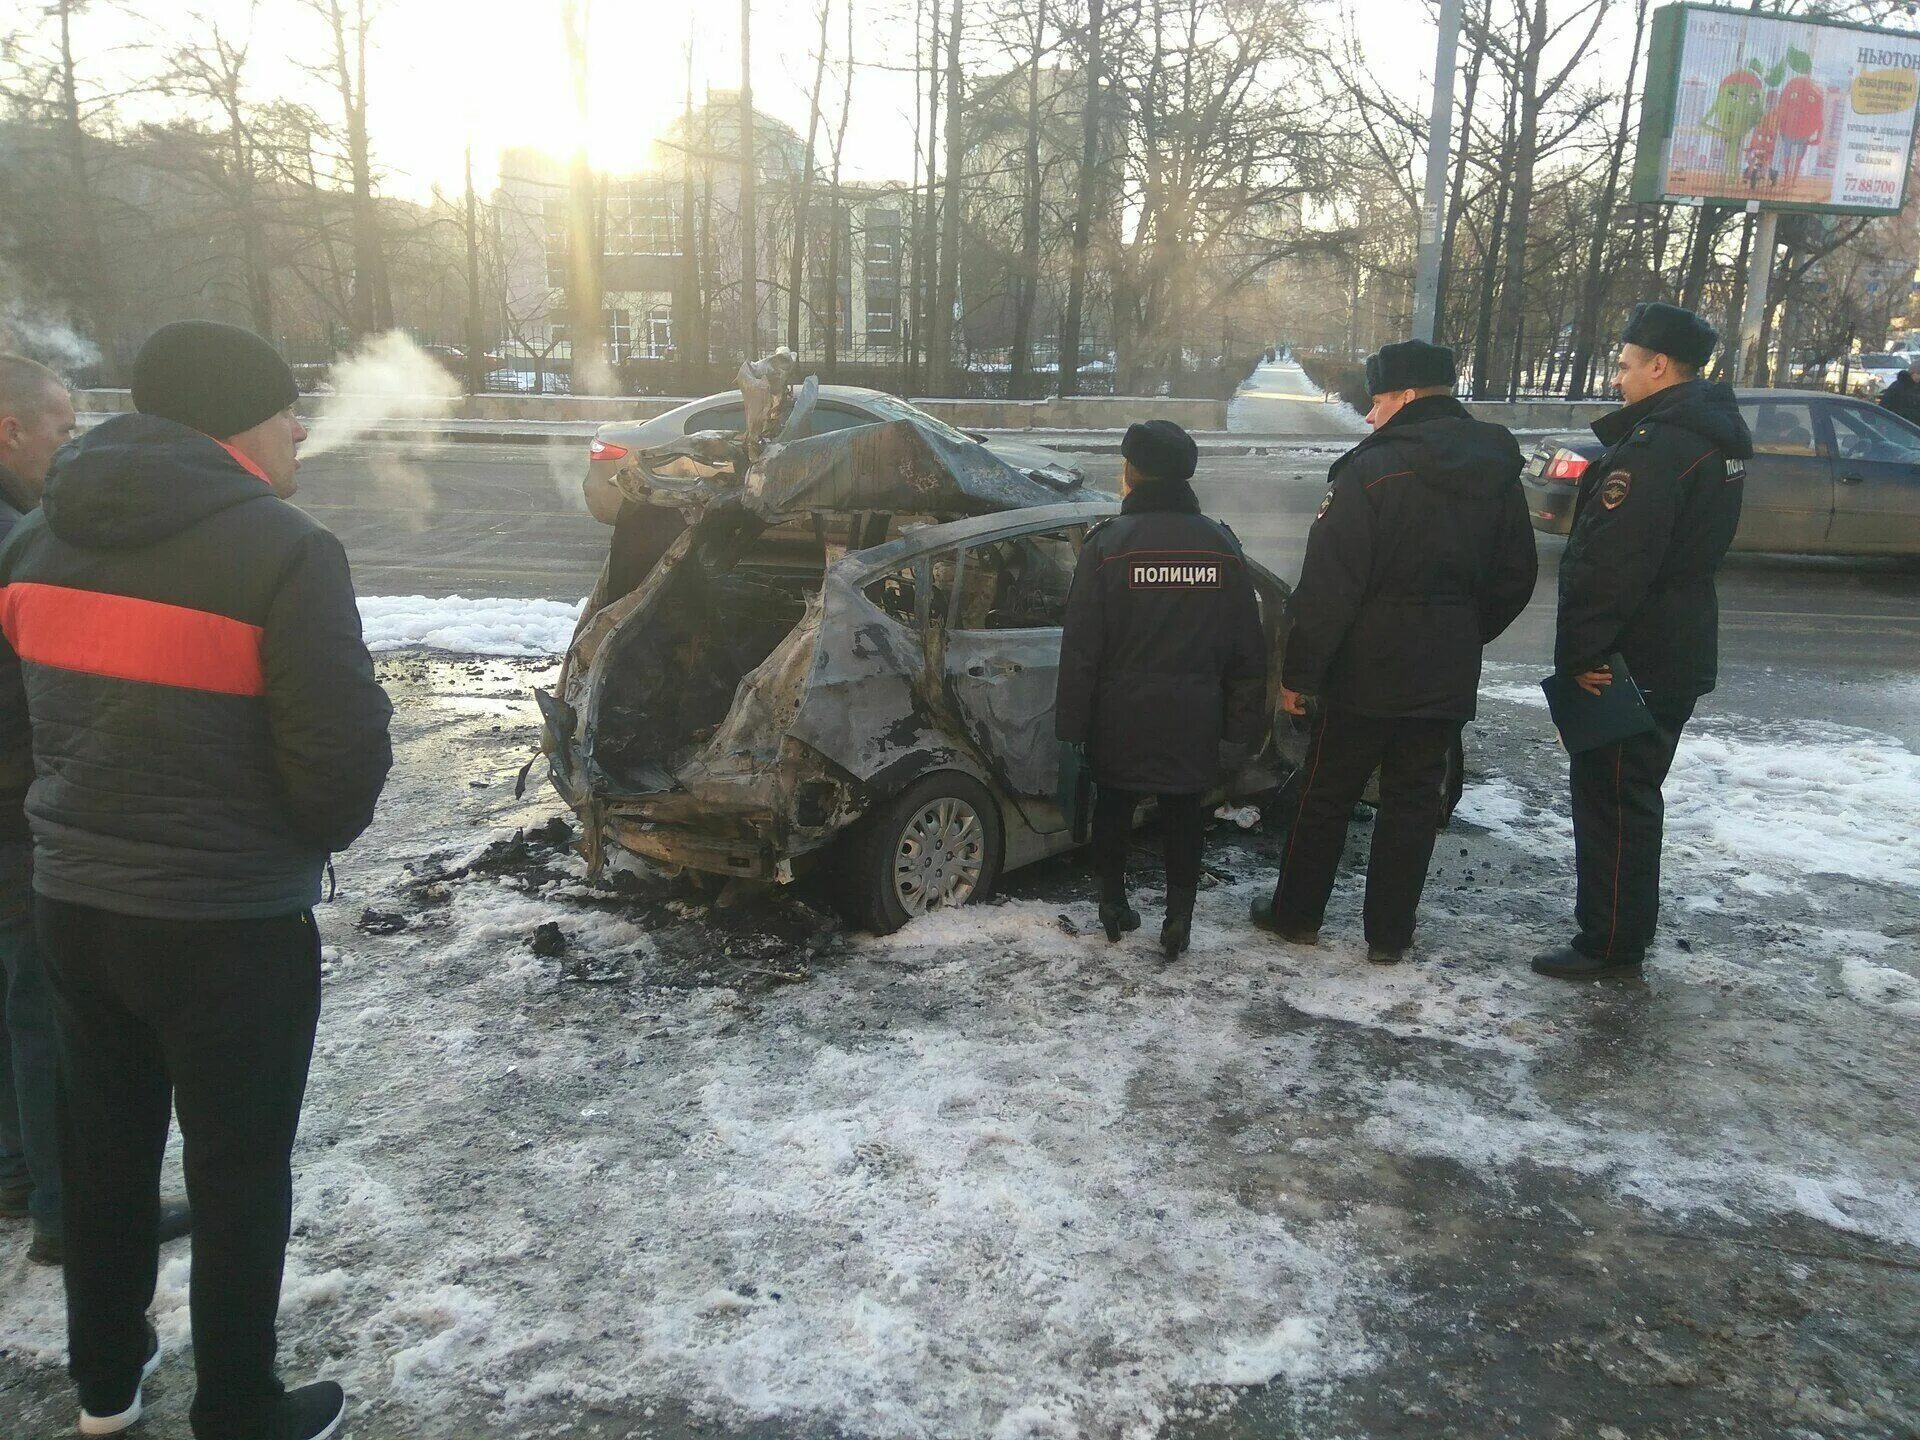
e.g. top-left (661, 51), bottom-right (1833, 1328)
top-left (1057, 740), bottom-right (1094, 844)
top-left (1540, 653), bottom-right (1656, 754)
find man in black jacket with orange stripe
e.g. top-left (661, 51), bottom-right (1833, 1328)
top-left (1056, 421), bottom-right (1267, 959)
top-left (1254, 340), bottom-right (1536, 963)
top-left (0, 321), bottom-right (389, 1440)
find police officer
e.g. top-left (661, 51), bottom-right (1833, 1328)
top-left (1878, 354), bottom-right (1920, 427)
top-left (1533, 302), bottom-right (1752, 980)
top-left (1253, 340), bottom-right (1537, 963)
top-left (1056, 421), bottom-right (1267, 959)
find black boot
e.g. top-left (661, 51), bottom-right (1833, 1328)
top-left (1531, 943), bottom-right (1643, 980)
top-left (1099, 897), bottom-right (1142, 942)
top-left (1098, 867), bottom-right (1141, 943)
top-left (1160, 886), bottom-right (1197, 959)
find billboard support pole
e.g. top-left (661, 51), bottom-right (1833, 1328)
top-left (1735, 207), bottom-right (1778, 385)
top-left (1412, 0), bottom-right (1462, 344)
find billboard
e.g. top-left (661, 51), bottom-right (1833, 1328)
top-left (1631, 3), bottom-right (1920, 214)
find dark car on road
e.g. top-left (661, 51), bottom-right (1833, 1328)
top-left (1522, 389), bottom-right (1920, 557)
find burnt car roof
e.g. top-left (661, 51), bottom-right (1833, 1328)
top-left (622, 415), bottom-right (1098, 525)
top-left (749, 417), bottom-right (1088, 518)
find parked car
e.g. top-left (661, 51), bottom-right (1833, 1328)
top-left (1848, 352), bottom-right (1912, 397)
top-left (1521, 389), bottom-right (1920, 556)
top-left (582, 384), bottom-right (1085, 525)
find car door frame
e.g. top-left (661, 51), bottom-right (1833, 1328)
top-left (1734, 396), bottom-right (1834, 554)
top-left (937, 517), bottom-right (1090, 832)
top-left (1821, 398), bottom-right (1920, 555)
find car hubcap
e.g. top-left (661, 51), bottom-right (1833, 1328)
top-left (893, 798), bottom-right (985, 916)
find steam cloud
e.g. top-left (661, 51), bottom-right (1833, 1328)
top-left (0, 278), bottom-right (102, 375)
top-left (301, 331), bottom-right (463, 459)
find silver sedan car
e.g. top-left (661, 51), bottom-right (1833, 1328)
top-left (1522, 389), bottom-right (1920, 557)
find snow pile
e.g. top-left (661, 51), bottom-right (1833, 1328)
top-left (1665, 720), bottom-right (1920, 891)
top-left (358, 595), bottom-right (582, 656)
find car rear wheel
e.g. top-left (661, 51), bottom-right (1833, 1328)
top-left (834, 773), bottom-right (1004, 935)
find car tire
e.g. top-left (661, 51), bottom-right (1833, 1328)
top-left (833, 773), bottom-right (1004, 935)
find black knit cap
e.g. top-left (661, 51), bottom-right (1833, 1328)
top-left (132, 320), bottom-right (299, 439)
top-left (1121, 419), bottom-right (1198, 482)
top-left (1622, 301), bottom-right (1717, 368)
top-left (1365, 339), bottom-right (1457, 397)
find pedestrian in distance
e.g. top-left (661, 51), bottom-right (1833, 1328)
top-left (1533, 302), bottom-right (1752, 980)
top-left (0, 321), bottom-right (393, 1440)
top-left (1252, 339), bottom-right (1537, 964)
top-left (1055, 420), bottom-right (1267, 959)
top-left (1877, 354), bottom-right (1920, 427)
top-left (0, 355), bottom-right (194, 1271)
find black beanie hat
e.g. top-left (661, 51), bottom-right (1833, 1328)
top-left (1365, 339), bottom-right (1457, 397)
top-left (132, 320), bottom-right (299, 439)
top-left (1121, 419), bottom-right (1198, 482)
top-left (1621, 302), bottom-right (1717, 368)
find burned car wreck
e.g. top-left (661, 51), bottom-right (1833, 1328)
top-left (538, 365), bottom-right (1303, 933)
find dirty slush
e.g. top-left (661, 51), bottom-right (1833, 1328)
top-left (2, 647), bottom-right (1913, 1440)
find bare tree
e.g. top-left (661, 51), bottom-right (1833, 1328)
top-left (559, 0), bottom-right (610, 392)
top-left (1480, 0), bottom-right (1609, 400)
top-left (740, 0), bottom-right (758, 355)
top-left (1005, 0), bottom-right (1050, 398)
top-left (787, 0), bottom-right (833, 353)
top-left (1057, 0), bottom-right (1104, 397)
top-left (297, 0), bottom-right (392, 338)
top-left (823, 1), bottom-right (855, 372)
top-left (927, 0), bottom-right (965, 390)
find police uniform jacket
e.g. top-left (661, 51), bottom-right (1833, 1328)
top-left (1055, 477), bottom-right (1267, 794)
top-left (1556, 379), bottom-right (1752, 700)
top-left (1282, 394), bottom-right (1536, 721)
top-left (1879, 370), bottom-right (1920, 427)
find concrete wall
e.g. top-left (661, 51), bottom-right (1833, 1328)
top-left (1465, 400), bottom-right (1612, 431)
top-left (71, 390), bottom-right (1229, 432)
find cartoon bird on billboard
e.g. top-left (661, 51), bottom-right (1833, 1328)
top-left (1701, 60), bottom-right (1768, 178)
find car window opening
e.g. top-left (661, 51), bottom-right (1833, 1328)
top-left (589, 509), bottom-right (928, 794)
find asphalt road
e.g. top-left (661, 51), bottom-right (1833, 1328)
top-left (302, 437), bottom-right (1920, 732)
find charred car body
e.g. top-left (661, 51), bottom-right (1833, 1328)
top-left (538, 359), bottom-right (1306, 932)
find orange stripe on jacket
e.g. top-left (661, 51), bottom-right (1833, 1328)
top-left (0, 582), bottom-right (265, 697)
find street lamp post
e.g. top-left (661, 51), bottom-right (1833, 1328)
top-left (1412, 0), bottom-right (1463, 343)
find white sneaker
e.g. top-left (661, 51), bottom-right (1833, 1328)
top-left (76, 1324), bottom-right (161, 1436)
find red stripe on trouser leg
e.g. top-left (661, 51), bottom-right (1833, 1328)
top-left (1604, 743), bottom-right (1624, 961)
top-left (0, 583), bottom-right (265, 697)
top-left (1276, 707), bottom-right (1330, 912)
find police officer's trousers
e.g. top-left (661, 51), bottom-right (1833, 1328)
top-left (1268, 710), bottom-right (1457, 949)
top-left (1092, 788), bottom-right (1206, 899)
top-left (1568, 698), bottom-right (1694, 964)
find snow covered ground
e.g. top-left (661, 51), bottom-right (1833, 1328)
top-left (1, 637), bottom-right (1915, 1439)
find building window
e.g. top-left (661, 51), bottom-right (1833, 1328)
top-left (646, 305), bottom-right (673, 358)
top-left (606, 187), bottom-right (680, 257)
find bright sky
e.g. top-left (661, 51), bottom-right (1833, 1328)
top-left (57, 0), bottom-right (1654, 202)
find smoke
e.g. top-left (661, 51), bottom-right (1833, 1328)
top-left (301, 331), bottom-right (463, 460)
top-left (545, 436), bottom-right (590, 513)
top-left (0, 273), bottom-right (102, 376)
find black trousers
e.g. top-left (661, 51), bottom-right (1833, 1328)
top-left (36, 897), bottom-right (321, 1439)
top-left (1568, 698), bottom-right (1694, 964)
top-left (1269, 710), bottom-right (1458, 949)
top-left (1092, 788), bottom-right (1206, 897)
